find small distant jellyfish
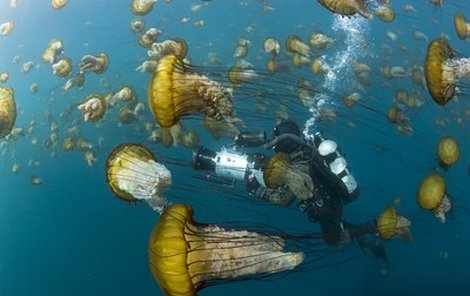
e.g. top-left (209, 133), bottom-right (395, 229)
top-left (118, 106), bottom-right (138, 125)
top-left (377, 206), bottom-right (412, 241)
top-left (139, 27), bottom-right (162, 48)
top-left (0, 71), bottom-right (9, 83)
top-left (64, 73), bottom-right (85, 91)
top-left (286, 35), bottom-right (310, 57)
top-left (52, 57), bottom-right (72, 78)
top-left (203, 116), bottom-right (240, 140)
top-left (311, 58), bottom-right (328, 75)
top-left (105, 143), bottom-right (172, 212)
top-left (263, 37), bottom-right (280, 56)
top-left (135, 60), bottom-right (157, 73)
top-left (51, 0), bottom-right (67, 9)
top-left (130, 18), bottom-right (145, 33)
top-left (130, 0), bottom-right (156, 16)
top-left (342, 92), bottom-right (362, 108)
top-left (29, 83), bottom-right (39, 94)
top-left (12, 163), bottom-right (20, 174)
top-left (179, 129), bottom-right (199, 150)
top-left (0, 87), bottom-right (17, 140)
top-left (0, 21), bottom-right (14, 36)
top-left (62, 136), bottom-right (74, 151)
top-left (76, 138), bottom-right (93, 152)
top-left (79, 53), bottom-right (109, 74)
top-left (454, 12), bottom-right (470, 40)
top-left (20, 61), bottom-right (34, 74)
top-left (417, 172), bottom-right (451, 223)
top-left (263, 152), bottom-right (314, 200)
top-left (194, 20), bottom-right (205, 27)
top-left (309, 32), bottom-right (333, 50)
top-left (42, 38), bottom-right (64, 64)
top-left (381, 65), bottom-right (409, 79)
top-left (437, 136), bottom-right (460, 169)
top-left (83, 149), bottom-right (97, 166)
top-left (30, 175), bottom-right (43, 185)
top-left (78, 94), bottom-right (107, 122)
top-left (374, 6), bottom-right (395, 22)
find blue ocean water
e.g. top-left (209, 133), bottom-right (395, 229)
top-left (1, 0), bottom-right (470, 295)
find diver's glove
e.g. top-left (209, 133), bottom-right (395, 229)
top-left (235, 130), bottom-right (266, 147)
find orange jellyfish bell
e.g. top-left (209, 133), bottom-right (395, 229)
top-left (317, 0), bottom-right (372, 20)
top-left (377, 206), bottom-right (412, 241)
top-left (0, 87), bottom-right (17, 139)
top-left (147, 54), bottom-right (234, 129)
top-left (437, 136), bottom-right (460, 169)
top-left (51, 0), bottom-right (67, 9)
top-left (454, 12), bottom-right (470, 40)
top-left (263, 152), bottom-right (313, 200)
top-left (148, 204), bottom-right (304, 296)
top-left (417, 173), bottom-right (451, 223)
top-left (131, 0), bottom-right (156, 16)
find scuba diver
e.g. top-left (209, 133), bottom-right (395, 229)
top-left (192, 120), bottom-right (388, 263)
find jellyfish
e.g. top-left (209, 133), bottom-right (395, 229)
top-left (62, 136), bottom-right (74, 151)
top-left (381, 65), bottom-right (409, 79)
top-left (203, 116), bottom-right (240, 140)
top-left (131, 0), bottom-right (156, 16)
top-left (130, 18), bottom-right (145, 33)
top-left (78, 94), bottom-right (107, 122)
top-left (83, 149), bottom-right (97, 167)
top-left (309, 32), bottom-right (333, 50)
top-left (424, 38), bottom-right (470, 105)
top-left (76, 138), bottom-right (93, 152)
top-left (0, 21), bottom-right (14, 36)
top-left (228, 64), bottom-right (260, 85)
top-left (64, 73), bottom-right (85, 91)
top-left (148, 39), bottom-right (188, 61)
top-left (105, 143), bottom-right (171, 212)
top-left (437, 136), bottom-right (460, 169)
top-left (377, 206), bottom-right (412, 241)
top-left (139, 28), bottom-right (162, 48)
top-left (12, 163), bottom-right (20, 174)
top-left (42, 38), bottom-right (64, 64)
top-left (52, 57), bottom-right (72, 78)
top-left (30, 175), bottom-right (43, 185)
top-left (118, 106), bottom-right (139, 125)
top-left (148, 204), bottom-right (304, 296)
top-left (0, 87), bottom-right (17, 140)
top-left (317, 0), bottom-right (372, 20)
top-left (0, 71), bottom-right (9, 83)
top-left (386, 105), bottom-right (413, 135)
top-left (373, 6), bottom-right (395, 22)
top-left (417, 172), bottom-right (451, 223)
top-left (311, 58), bottom-right (328, 75)
top-left (136, 60), bottom-right (157, 73)
top-left (30, 83), bottom-right (38, 94)
top-left (454, 12), bottom-right (470, 40)
top-left (263, 152), bottom-right (313, 200)
top-left (263, 37), bottom-right (280, 56)
top-left (79, 53), bottom-right (109, 74)
top-left (20, 61), bottom-right (35, 74)
top-left (343, 92), bottom-right (362, 108)
top-left (107, 85), bottom-right (136, 107)
top-left (233, 42), bottom-right (248, 59)
top-left (51, 0), bottom-right (67, 9)
top-left (286, 35), bottom-right (310, 57)
top-left (147, 54), bottom-right (234, 129)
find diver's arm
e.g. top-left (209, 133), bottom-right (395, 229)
top-left (245, 173), bottom-right (294, 207)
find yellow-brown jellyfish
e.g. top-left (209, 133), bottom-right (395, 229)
top-left (0, 21), bottom-right (14, 36)
top-left (311, 58), bottom-right (328, 75)
top-left (0, 87), bottom-right (16, 140)
top-left (106, 143), bottom-right (171, 211)
top-left (148, 38), bottom-right (188, 60)
top-left (130, 18), bottom-right (146, 33)
top-left (437, 136), bottom-right (460, 169)
top-left (131, 0), bottom-right (156, 16)
top-left (374, 6), bottom-right (395, 23)
top-left (286, 35), bottom-right (310, 57)
top-left (263, 152), bottom-right (313, 200)
top-left (42, 38), bottom-right (64, 64)
top-left (139, 27), bottom-right (162, 48)
top-left (52, 57), bottom-right (72, 78)
top-left (78, 94), bottom-right (107, 122)
top-left (148, 204), bottom-right (304, 296)
top-left (263, 37), bottom-right (280, 56)
top-left (148, 54), bottom-right (234, 129)
top-left (76, 138), bottom-right (93, 152)
top-left (64, 73), bottom-right (85, 91)
top-left (377, 206), bottom-right (412, 241)
top-left (118, 106), bottom-right (138, 125)
top-left (342, 92), bottom-right (362, 108)
top-left (423, 38), bottom-right (470, 106)
top-left (79, 53), bottom-right (109, 74)
top-left (83, 148), bottom-right (97, 167)
top-left (0, 71), bottom-right (9, 83)
top-left (62, 136), bottom-right (74, 151)
top-left (454, 12), bottom-right (470, 40)
top-left (417, 173), bottom-right (451, 223)
top-left (51, 0), bottom-right (67, 9)
top-left (317, 0), bottom-right (372, 20)
top-left (309, 32), bottom-right (333, 50)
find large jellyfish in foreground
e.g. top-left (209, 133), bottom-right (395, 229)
top-left (424, 38), bottom-right (470, 105)
top-left (148, 204), bottom-right (304, 296)
top-left (263, 152), bottom-right (313, 200)
top-left (417, 173), bottom-right (451, 223)
top-left (147, 54), bottom-right (234, 129)
top-left (105, 143), bottom-right (171, 212)
top-left (0, 87), bottom-right (16, 140)
top-left (317, 0), bottom-right (372, 19)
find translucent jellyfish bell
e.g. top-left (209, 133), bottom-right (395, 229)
top-left (286, 35), bottom-right (310, 57)
top-left (0, 87), bottom-right (17, 140)
top-left (51, 0), bottom-right (68, 9)
top-left (263, 37), bottom-right (280, 56)
top-left (417, 173), bottom-right (451, 223)
top-left (131, 0), bottom-right (156, 16)
top-left (52, 57), bottom-right (72, 78)
top-left (377, 206), bottom-right (412, 241)
top-left (373, 6), bottom-right (395, 23)
top-left (148, 204), bottom-right (304, 296)
top-left (309, 32), bottom-right (334, 50)
top-left (147, 38), bottom-right (188, 60)
top-left (79, 53), bottom-right (109, 74)
top-left (78, 94), bottom-right (107, 122)
top-left (0, 21), bottom-right (14, 36)
top-left (454, 12), bottom-right (470, 40)
top-left (437, 136), bottom-right (460, 169)
top-left (105, 143), bottom-right (172, 212)
top-left (148, 54), bottom-right (234, 129)
top-left (263, 152), bottom-right (313, 200)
